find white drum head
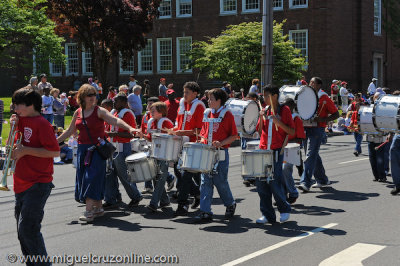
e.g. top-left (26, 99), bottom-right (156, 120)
top-left (242, 101), bottom-right (260, 134)
top-left (125, 152), bottom-right (147, 162)
top-left (296, 87), bottom-right (318, 120)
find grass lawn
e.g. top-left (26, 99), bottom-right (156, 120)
top-left (0, 97), bottom-right (73, 146)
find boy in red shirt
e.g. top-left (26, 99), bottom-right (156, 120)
top-left (349, 102), bottom-right (363, 156)
top-left (11, 88), bottom-right (60, 265)
top-left (165, 89), bottom-right (179, 124)
top-left (172, 81), bottom-right (206, 216)
top-left (255, 85), bottom-right (295, 224)
top-left (195, 88), bottom-right (238, 222)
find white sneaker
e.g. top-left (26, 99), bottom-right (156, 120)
top-left (298, 184), bottom-right (310, 192)
top-left (311, 181), bottom-right (331, 188)
top-left (256, 216), bottom-right (268, 224)
top-left (280, 213), bottom-right (290, 223)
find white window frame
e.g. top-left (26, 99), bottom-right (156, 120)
top-left (176, 0), bottom-right (192, 17)
top-left (157, 38), bottom-right (173, 73)
top-left (272, 0), bottom-right (283, 11)
top-left (138, 39), bottom-right (153, 74)
top-left (65, 43), bottom-right (79, 76)
top-left (289, 0), bottom-right (308, 9)
top-left (159, 0), bottom-right (172, 19)
top-left (177, 37), bottom-right (192, 73)
top-left (220, 0), bottom-right (237, 15)
top-left (373, 53), bottom-right (384, 87)
top-left (81, 47), bottom-right (93, 76)
top-left (374, 0), bottom-right (382, 35)
top-left (242, 0), bottom-right (260, 13)
top-left (289, 29), bottom-right (308, 68)
top-left (119, 53), bottom-right (135, 75)
top-left (49, 60), bottom-right (62, 77)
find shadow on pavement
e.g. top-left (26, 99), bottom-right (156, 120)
top-left (315, 187), bottom-right (379, 201)
top-left (291, 204), bottom-right (345, 216)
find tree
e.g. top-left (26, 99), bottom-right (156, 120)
top-left (190, 21), bottom-right (306, 89)
top-left (47, 0), bottom-right (161, 85)
top-left (0, 0), bottom-right (65, 73)
top-left (383, 0), bottom-right (400, 48)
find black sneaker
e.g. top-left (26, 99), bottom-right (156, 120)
top-left (174, 204), bottom-right (188, 216)
top-left (191, 196), bottom-right (200, 209)
top-left (353, 151), bottom-right (359, 157)
top-left (159, 202), bottom-right (171, 208)
top-left (378, 178), bottom-right (387, 183)
top-left (128, 196), bottom-right (143, 207)
top-left (243, 180), bottom-right (251, 187)
top-left (390, 187), bottom-right (400, 195)
top-left (225, 203), bottom-right (236, 219)
top-left (194, 212), bottom-right (213, 223)
top-left (146, 204), bottom-right (157, 212)
top-left (102, 202), bottom-right (119, 210)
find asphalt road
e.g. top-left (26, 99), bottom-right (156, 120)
top-left (0, 134), bottom-right (399, 266)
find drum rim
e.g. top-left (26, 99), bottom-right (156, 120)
top-left (152, 133), bottom-right (182, 140)
top-left (182, 142), bottom-right (216, 150)
top-left (125, 152), bottom-right (151, 161)
top-left (241, 149), bottom-right (274, 154)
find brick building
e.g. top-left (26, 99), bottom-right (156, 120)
top-left (2, 0), bottom-right (399, 96)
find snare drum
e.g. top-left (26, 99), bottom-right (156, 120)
top-left (246, 140), bottom-right (260, 150)
top-left (358, 106), bottom-right (380, 134)
top-left (224, 99), bottom-right (260, 136)
top-left (151, 133), bottom-right (183, 162)
top-left (131, 138), bottom-right (148, 152)
top-left (373, 95), bottom-right (400, 133)
top-left (279, 85), bottom-right (318, 120)
top-left (181, 143), bottom-right (216, 173)
top-left (125, 153), bottom-right (158, 183)
top-left (283, 143), bottom-right (301, 166)
top-left (241, 150), bottom-right (274, 178)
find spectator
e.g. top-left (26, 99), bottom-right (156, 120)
top-left (68, 91), bottom-right (79, 111)
top-left (0, 98), bottom-right (3, 136)
top-left (340, 81), bottom-right (349, 112)
top-left (119, 84), bottom-right (129, 95)
top-left (128, 75), bottom-right (137, 93)
top-left (127, 85), bottom-right (143, 126)
top-left (201, 90), bottom-right (210, 108)
top-left (249, 79), bottom-right (260, 94)
top-left (107, 86), bottom-right (117, 99)
top-left (142, 79), bottom-right (151, 98)
top-left (89, 77), bottom-right (100, 99)
top-left (29, 76), bottom-right (39, 93)
top-left (368, 78), bottom-right (378, 96)
top-left (159, 78), bottom-right (167, 97)
top-left (330, 79), bottom-right (340, 105)
top-left (60, 92), bottom-right (69, 113)
top-left (37, 74), bottom-right (53, 96)
top-left (221, 81), bottom-right (231, 95)
top-left (72, 75), bottom-right (82, 91)
top-left (41, 87), bottom-right (54, 124)
top-left (51, 88), bottom-right (66, 128)
top-left (165, 89), bottom-right (179, 124)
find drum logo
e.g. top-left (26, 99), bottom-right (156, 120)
top-left (24, 127), bottom-right (33, 143)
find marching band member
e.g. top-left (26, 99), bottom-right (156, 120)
top-left (143, 102), bottom-right (174, 211)
top-left (11, 87), bottom-right (60, 265)
top-left (282, 98), bottom-right (306, 204)
top-left (172, 81), bottom-right (206, 216)
top-left (255, 85), bottom-right (295, 224)
top-left (194, 88), bottom-right (238, 222)
top-left (389, 90), bottom-right (400, 195)
top-left (103, 94), bottom-right (143, 209)
top-left (299, 77), bottom-right (339, 192)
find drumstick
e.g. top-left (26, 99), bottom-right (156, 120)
top-left (162, 127), bottom-right (175, 134)
top-left (318, 101), bottom-right (326, 117)
top-left (280, 135), bottom-right (289, 155)
top-left (269, 94), bottom-right (279, 131)
top-left (375, 139), bottom-right (389, 151)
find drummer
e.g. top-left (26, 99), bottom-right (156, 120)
top-left (194, 88), bottom-right (238, 222)
top-left (171, 81), bottom-right (206, 216)
top-left (103, 93), bottom-right (143, 209)
top-left (255, 84), bottom-right (295, 224)
top-left (141, 102), bottom-right (174, 212)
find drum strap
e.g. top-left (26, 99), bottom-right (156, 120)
top-left (203, 108), bottom-right (229, 146)
top-left (110, 108), bottom-right (135, 142)
top-left (267, 118), bottom-right (273, 150)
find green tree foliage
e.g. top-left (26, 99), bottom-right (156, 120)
top-left (383, 0), bottom-right (400, 48)
top-left (0, 0), bottom-right (65, 73)
top-left (47, 0), bottom-right (161, 85)
top-left (190, 21), bottom-right (306, 89)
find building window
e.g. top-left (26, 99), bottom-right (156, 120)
top-left (242, 0), bottom-right (259, 13)
top-left (82, 48), bottom-right (93, 75)
top-left (289, 0), bottom-right (308, 9)
top-left (159, 0), bottom-right (172, 18)
top-left (65, 43), bottom-right (79, 75)
top-left (119, 54), bottom-right (134, 75)
top-left (373, 53), bottom-right (383, 86)
top-left (177, 0), bottom-right (192, 17)
top-left (49, 61), bottom-right (62, 77)
top-left (289, 29), bottom-right (308, 61)
top-left (220, 0), bottom-right (237, 15)
top-left (157, 38), bottom-right (172, 73)
top-left (273, 0), bottom-right (283, 11)
top-left (374, 0), bottom-right (381, 35)
top-left (139, 40), bottom-right (153, 73)
top-left (177, 37), bottom-right (192, 72)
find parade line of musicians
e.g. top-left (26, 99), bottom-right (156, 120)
top-left (8, 77), bottom-right (400, 263)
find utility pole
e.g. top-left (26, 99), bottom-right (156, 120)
top-left (261, 0), bottom-right (273, 91)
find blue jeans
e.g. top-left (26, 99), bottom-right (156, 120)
top-left (53, 114), bottom-right (65, 128)
top-left (390, 134), bottom-right (400, 188)
top-left (368, 142), bottom-right (387, 181)
top-left (42, 114), bottom-right (54, 124)
top-left (104, 143), bottom-right (141, 204)
top-left (150, 160), bottom-right (170, 207)
top-left (384, 140), bottom-right (390, 174)
top-left (256, 149), bottom-right (291, 222)
top-left (354, 132), bottom-right (363, 153)
top-left (200, 149), bottom-right (235, 214)
top-left (300, 127), bottom-right (329, 188)
top-left (282, 162), bottom-right (299, 198)
top-left (177, 171), bottom-right (201, 205)
top-left (15, 182), bottom-right (54, 266)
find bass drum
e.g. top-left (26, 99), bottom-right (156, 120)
top-left (224, 99), bottom-right (260, 136)
top-left (358, 106), bottom-right (380, 135)
top-left (279, 85), bottom-right (318, 120)
top-left (373, 95), bottom-right (400, 133)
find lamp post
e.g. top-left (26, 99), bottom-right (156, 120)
top-left (261, 0), bottom-right (273, 92)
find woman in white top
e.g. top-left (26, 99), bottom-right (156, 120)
top-left (41, 87), bottom-right (54, 124)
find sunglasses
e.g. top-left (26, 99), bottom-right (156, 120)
top-left (87, 93), bottom-right (97, 97)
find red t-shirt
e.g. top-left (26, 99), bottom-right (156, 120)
top-left (13, 116), bottom-right (60, 193)
top-left (200, 109), bottom-right (238, 148)
top-left (165, 99), bottom-right (179, 124)
top-left (350, 110), bottom-right (358, 126)
top-left (111, 110), bottom-right (136, 143)
top-left (331, 84), bottom-right (339, 95)
top-left (141, 112), bottom-right (151, 134)
top-left (147, 118), bottom-right (174, 141)
top-left (75, 106), bottom-right (106, 144)
top-left (257, 105), bottom-right (295, 150)
top-left (289, 116), bottom-right (306, 142)
top-left (175, 100), bottom-right (205, 142)
top-left (317, 94), bottom-right (338, 128)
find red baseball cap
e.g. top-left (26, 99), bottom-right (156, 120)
top-left (160, 78), bottom-right (166, 82)
top-left (166, 89), bottom-right (175, 95)
top-left (341, 81), bottom-right (347, 86)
